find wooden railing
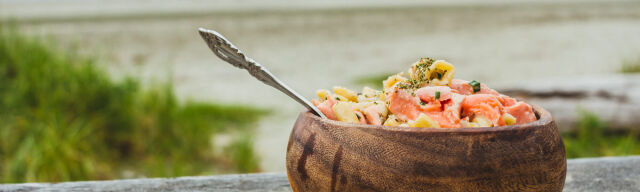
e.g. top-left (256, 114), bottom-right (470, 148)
top-left (1, 156), bottom-right (638, 192)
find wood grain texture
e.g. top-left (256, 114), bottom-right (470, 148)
top-left (286, 106), bottom-right (566, 192)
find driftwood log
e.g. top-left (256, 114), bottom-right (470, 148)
top-left (497, 74), bottom-right (640, 131)
top-left (286, 106), bottom-right (566, 191)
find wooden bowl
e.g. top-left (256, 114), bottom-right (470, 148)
top-left (285, 105), bottom-right (566, 192)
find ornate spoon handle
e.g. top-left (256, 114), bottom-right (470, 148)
top-left (198, 28), bottom-right (327, 119)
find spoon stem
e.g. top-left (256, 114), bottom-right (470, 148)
top-left (198, 28), bottom-right (327, 119)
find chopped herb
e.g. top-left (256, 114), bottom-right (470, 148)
top-left (398, 82), bottom-right (411, 89)
top-left (373, 101), bottom-right (378, 104)
top-left (356, 113), bottom-right (361, 120)
top-left (420, 57), bottom-right (435, 64)
top-left (411, 92), bottom-right (416, 96)
top-left (409, 79), bottom-right (419, 87)
top-left (469, 80), bottom-right (481, 93)
top-left (324, 96), bottom-right (328, 100)
top-left (414, 58), bottom-right (434, 82)
top-left (408, 58), bottom-right (438, 89)
top-left (435, 91), bottom-right (441, 100)
top-left (335, 97), bottom-right (341, 101)
top-left (420, 101), bottom-right (426, 105)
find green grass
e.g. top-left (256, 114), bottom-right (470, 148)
top-left (0, 23), bottom-right (267, 183)
top-left (352, 73), bottom-right (394, 90)
top-left (562, 111), bottom-right (640, 158)
top-left (620, 56), bottom-right (640, 73)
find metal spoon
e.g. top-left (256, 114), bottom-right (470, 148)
top-left (198, 28), bottom-right (327, 119)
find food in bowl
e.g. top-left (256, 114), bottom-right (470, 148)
top-left (312, 58), bottom-right (537, 128)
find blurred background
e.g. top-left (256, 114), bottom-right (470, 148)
top-left (1, 0), bottom-right (639, 183)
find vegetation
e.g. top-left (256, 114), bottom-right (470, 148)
top-left (0, 24), bottom-right (267, 183)
top-left (620, 56), bottom-right (640, 73)
top-left (563, 111), bottom-right (640, 158)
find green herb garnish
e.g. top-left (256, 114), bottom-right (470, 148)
top-left (356, 113), bottom-right (361, 120)
top-left (335, 97), bottom-right (341, 101)
top-left (415, 58), bottom-right (435, 82)
top-left (406, 58), bottom-right (436, 89)
top-left (420, 101), bottom-right (426, 105)
top-left (435, 91), bottom-right (441, 100)
top-left (469, 80), bottom-right (481, 93)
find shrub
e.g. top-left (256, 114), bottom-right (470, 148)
top-left (563, 111), bottom-right (640, 158)
top-left (0, 23), bottom-right (267, 183)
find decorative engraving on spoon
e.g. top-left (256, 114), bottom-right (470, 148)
top-left (198, 28), bottom-right (327, 119)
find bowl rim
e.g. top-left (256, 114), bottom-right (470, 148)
top-left (300, 105), bottom-right (553, 133)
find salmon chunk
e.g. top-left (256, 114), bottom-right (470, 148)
top-left (387, 87), bottom-right (422, 121)
top-left (314, 96), bottom-right (338, 120)
top-left (416, 86), bottom-right (463, 128)
top-left (449, 79), bottom-right (499, 95)
top-left (364, 105), bottom-right (383, 125)
top-left (498, 94), bottom-right (517, 107)
top-left (387, 86), bottom-right (463, 127)
top-left (461, 94), bottom-right (505, 126)
top-left (437, 93), bottom-right (465, 128)
top-left (505, 102), bottom-right (537, 124)
top-left (415, 86), bottom-right (453, 103)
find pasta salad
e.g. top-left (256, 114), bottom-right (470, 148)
top-left (312, 58), bottom-right (537, 128)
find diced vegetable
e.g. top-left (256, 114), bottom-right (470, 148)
top-left (469, 80), bottom-right (481, 93)
top-left (332, 102), bottom-right (360, 123)
top-left (408, 113), bottom-right (440, 128)
top-left (472, 115), bottom-right (492, 127)
top-left (503, 113), bottom-right (517, 125)
top-left (383, 114), bottom-right (402, 126)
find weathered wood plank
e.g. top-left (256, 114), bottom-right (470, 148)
top-left (497, 74), bottom-right (640, 131)
top-left (565, 156), bottom-right (640, 192)
top-left (0, 173), bottom-right (291, 192)
top-left (1, 156), bottom-right (639, 192)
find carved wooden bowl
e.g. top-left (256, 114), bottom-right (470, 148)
top-left (286, 105), bottom-right (566, 192)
